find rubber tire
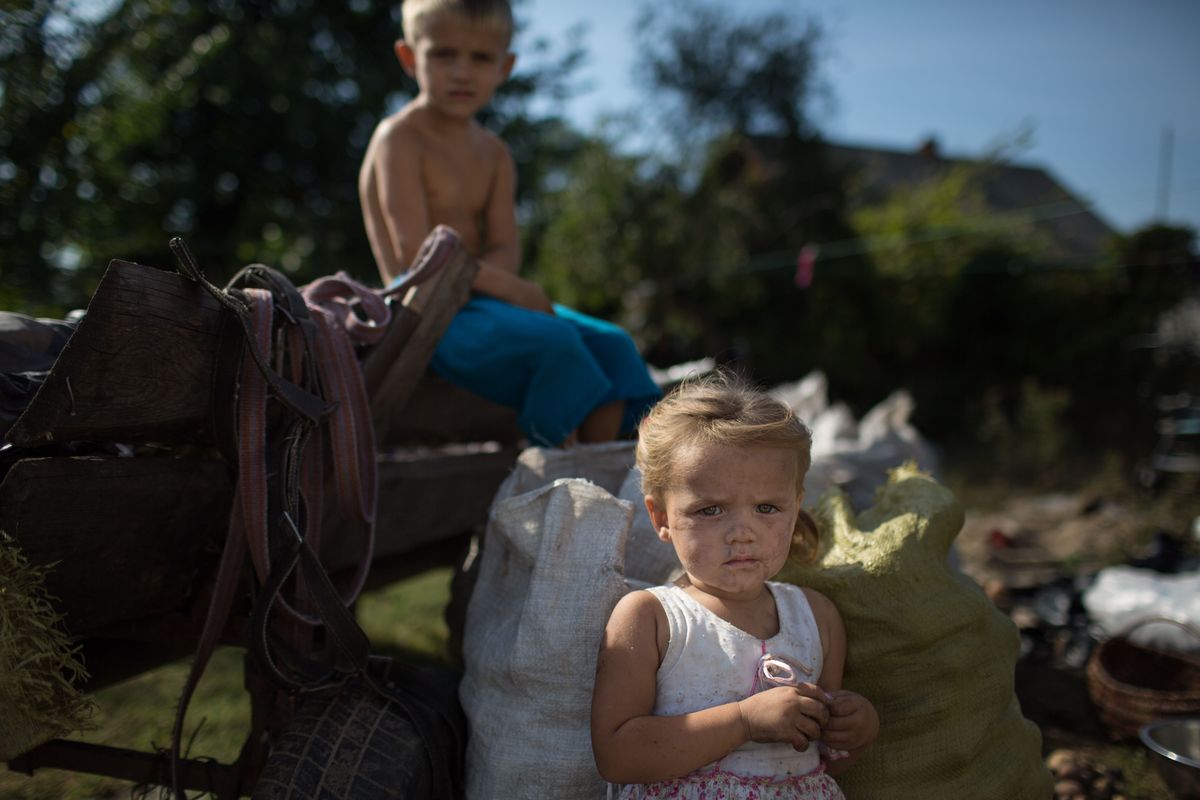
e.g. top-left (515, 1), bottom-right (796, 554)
top-left (252, 672), bottom-right (455, 799)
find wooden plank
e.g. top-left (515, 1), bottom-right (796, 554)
top-left (319, 447), bottom-right (514, 577)
top-left (378, 373), bottom-right (521, 447)
top-left (0, 455), bottom-right (233, 635)
top-left (320, 228), bottom-right (516, 579)
top-left (72, 637), bottom-right (200, 694)
top-left (7, 739), bottom-right (243, 798)
top-left (7, 260), bottom-right (241, 447)
top-left (71, 610), bottom-right (249, 692)
top-left (361, 305), bottom-right (420, 398)
top-left (364, 233), bottom-right (479, 444)
top-left (373, 447), bottom-right (515, 556)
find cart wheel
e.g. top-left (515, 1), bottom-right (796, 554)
top-left (252, 667), bottom-right (462, 800)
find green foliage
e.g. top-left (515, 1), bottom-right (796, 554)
top-left (850, 163), bottom-right (1047, 281)
top-left (531, 2), bottom-right (860, 384)
top-left (635, 0), bottom-right (824, 142)
top-left (530, 125), bottom-right (867, 379)
top-left (0, 0), bottom-right (585, 313)
top-left (844, 164), bottom-right (1198, 460)
top-left (1108, 223), bottom-right (1198, 333)
top-left (529, 131), bottom-right (675, 320)
top-left (3, 0), bottom-right (1195, 467)
top-left (979, 379), bottom-right (1072, 480)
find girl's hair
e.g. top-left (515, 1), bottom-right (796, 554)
top-left (401, 0), bottom-right (514, 45)
top-left (636, 371), bottom-right (820, 562)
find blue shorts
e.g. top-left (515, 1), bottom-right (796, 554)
top-left (428, 296), bottom-right (661, 446)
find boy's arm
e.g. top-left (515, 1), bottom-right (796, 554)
top-left (478, 141), bottom-right (520, 275)
top-left (364, 122), bottom-right (432, 285)
top-left (470, 140), bottom-right (553, 313)
top-left (591, 592), bottom-right (830, 784)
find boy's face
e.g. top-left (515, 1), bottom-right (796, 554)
top-left (645, 442), bottom-right (802, 602)
top-left (397, 11), bottom-right (514, 121)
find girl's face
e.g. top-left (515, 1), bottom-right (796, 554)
top-left (646, 442), bottom-right (802, 602)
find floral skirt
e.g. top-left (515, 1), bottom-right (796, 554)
top-left (616, 763), bottom-right (845, 800)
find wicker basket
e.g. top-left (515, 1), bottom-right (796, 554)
top-left (1085, 617), bottom-right (1200, 741)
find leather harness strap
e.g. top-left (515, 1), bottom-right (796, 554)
top-left (170, 286), bottom-right (275, 798)
top-left (168, 259), bottom-right (388, 796)
top-left (167, 233), bottom-right (460, 799)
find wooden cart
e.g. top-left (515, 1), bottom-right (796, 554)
top-left (2, 232), bottom-right (518, 797)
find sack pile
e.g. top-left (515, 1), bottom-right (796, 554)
top-left (459, 444), bottom-right (681, 799)
top-left (779, 463), bottom-right (1053, 799)
top-left (458, 430), bottom-right (1045, 799)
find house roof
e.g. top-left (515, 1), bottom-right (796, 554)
top-left (826, 138), bottom-right (1119, 264)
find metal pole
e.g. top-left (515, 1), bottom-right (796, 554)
top-left (1156, 124), bottom-right (1174, 221)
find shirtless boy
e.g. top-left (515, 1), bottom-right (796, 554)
top-left (359, 0), bottom-right (660, 446)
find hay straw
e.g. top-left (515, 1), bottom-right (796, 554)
top-left (0, 530), bottom-right (96, 758)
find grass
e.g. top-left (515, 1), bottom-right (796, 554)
top-left (0, 647), bottom-right (250, 799)
top-left (0, 569), bottom-right (455, 800)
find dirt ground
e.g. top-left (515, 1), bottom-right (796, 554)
top-left (954, 486), bottom-right (1197, 799)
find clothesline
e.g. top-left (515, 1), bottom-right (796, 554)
top-left (664, 198), bottom-right (1192, 286)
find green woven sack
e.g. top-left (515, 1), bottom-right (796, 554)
top-left (779, 464), bottom-right (1052, 799)
top-left (0, 532), bottom-right (94, 761)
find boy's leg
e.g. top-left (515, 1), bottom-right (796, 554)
top-left (551, 304), bottom-right (662, 437)
top-left (429, 297), bottom-right (614, 447)
top-left (577, 400), bottom-right (624, 443)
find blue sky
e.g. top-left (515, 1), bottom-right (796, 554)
top-left (516, 0), bottom-right (1200, 235)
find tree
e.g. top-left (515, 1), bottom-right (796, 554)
top-left (0, 0), bottom-right (586, 314)
top-left (609, 1), bottom-right (862, 385)
top-left (634, 0), bottom-right (825, 144)
top-left (1109, 223), bottom-right (1198, 332)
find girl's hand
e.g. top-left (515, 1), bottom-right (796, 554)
top-left (821, 689), bottom-right (879, 753)
top-left (737, 684), bottom-right (829, 752)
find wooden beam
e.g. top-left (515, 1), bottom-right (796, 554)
top-left (363, 230), bottom-right (479, 444)
top-left (72, 638), bottom-right (199, 694)
top-left (377, 373), bottom-right (521, 448)
top-left (319, 446), bottom-right (515, 577)
top-left (0, 455), bottom-right (233, 636)
top-left (7, 739), bottom-right (243, 799)
top-left (8, 260), bottom-right (240, 448)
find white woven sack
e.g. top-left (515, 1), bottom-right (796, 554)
top-left (460, 478), bottom-right (634, 800)
top-left (495, 441), bottom-right (636, 501)
top-left (615, 466), bottom-right (681, 588)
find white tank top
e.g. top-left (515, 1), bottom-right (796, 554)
top-left (646, 582), bottom-right (825, 779)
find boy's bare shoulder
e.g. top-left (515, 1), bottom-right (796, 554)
top-left (469, 123), bottom-right (514, 173)
top-left (477, 123), bottom-right (511, 151)
top-left (369, 106), bottom-right (426, 153)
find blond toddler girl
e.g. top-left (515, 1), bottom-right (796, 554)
top-left (591, 374), bottom-right (879, 799)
